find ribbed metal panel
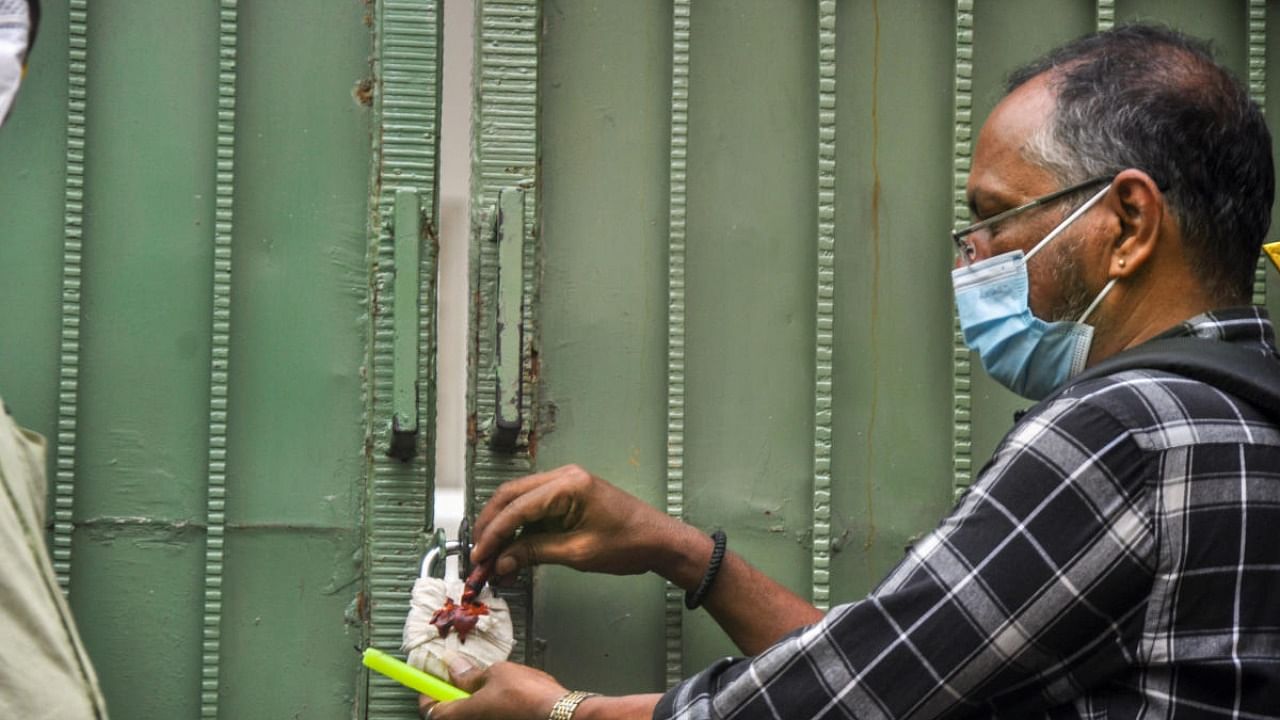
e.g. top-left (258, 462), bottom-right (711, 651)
top-left (54, 0), bottom-right (89, 594)
top-left (951, 0), bottom-right (974, 496)
top-left (812, 0), bottom-right (836, 613)
top-left (200, 4), bottom-right (237, 715)
top-left (368, 1), bottom-right (441, 716)
top-left (1097, 0), bottom-right (1116, 31)
top-left (468, 0), bottom-right (539, 665)
top-left (1250, 0), bottom-right (1268, 306)
top-left (663, 0), bottom-right (691, 689)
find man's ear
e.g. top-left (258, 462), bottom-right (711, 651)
top-left (1104, 168), bottom-right (1164, 279)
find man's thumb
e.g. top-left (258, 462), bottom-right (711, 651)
top-left (497, 532), bottom-right (567, 576)
top-left (442, 651), bottom-right (480, 689)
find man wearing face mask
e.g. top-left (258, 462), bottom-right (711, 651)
top-left (1, 1), bottom-right (109, 718)
top-left (421, 25), bottom-right (1280, 720)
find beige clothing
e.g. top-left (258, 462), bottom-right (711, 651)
top-left (0, 399), bottom-right (107, 719)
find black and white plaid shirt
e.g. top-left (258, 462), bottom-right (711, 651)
top-left (657, 307), bottom-right (1280, 719)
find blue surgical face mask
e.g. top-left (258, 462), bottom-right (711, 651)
top-left (951, 183), bottom-right (1116, 401)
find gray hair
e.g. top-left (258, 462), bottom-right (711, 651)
top-left (1009, 24), bottom-right (1274, 304)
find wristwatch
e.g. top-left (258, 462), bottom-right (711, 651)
top-left (548, 690), bottom-right (598, 720)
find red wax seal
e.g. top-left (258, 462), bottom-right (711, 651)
top-left (429, 596), bottom-right (491, 642)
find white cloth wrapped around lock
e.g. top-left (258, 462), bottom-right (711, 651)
top-left (402, 575), bottom-right (516, 680)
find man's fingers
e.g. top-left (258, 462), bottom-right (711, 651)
top-left (422, 698), bottom-right (465, 720)
top-left (471, 477), bottom-right (578, 565)
top-left (492, 535), bottom-right (541, 577)
top-left (473, 466), bottom-right (591, 540)
top-left (472, 473), bottom-right (540, 537)
top-left (494, 529), bottom-right (592, 576)
top-left (472, 466), bottom-right (579, 536)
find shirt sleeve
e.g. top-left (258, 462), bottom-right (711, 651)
top-left (654, 394), bottom-right (1156, 720)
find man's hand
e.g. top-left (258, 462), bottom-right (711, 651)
top-left (471, 465), bottom-right (703, 585)
top-left (421, 654), bottom-right (659, 720)
top-left (421, 656), bottom-right (563, 720)
top-left (471, 464), bottom-right (824, 655)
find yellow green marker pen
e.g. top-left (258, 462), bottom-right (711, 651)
top-left (362, 647), bottom-right (472, 702)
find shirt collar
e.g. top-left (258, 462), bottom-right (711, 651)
top-left (1155, 306), bottom-right (1278, 358)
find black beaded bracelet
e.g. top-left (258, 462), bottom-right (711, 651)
top-left (685, 530), bottom-right (727, 610)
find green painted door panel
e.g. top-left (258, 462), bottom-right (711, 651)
top-left (0, 1), bottom-right (440, 718)
top-left (679, 0), bottom-right (821, 675)
top-left (536, 0), bottom-right (674, 693)
top-left (220, 2), bottom-right (379, 718)
top-left (468, 0), bottom-right (540, 671)
top-left (470, 0), bottom-right (1280, 698)
top-left (74, 3), bottom-right (220, 714)
top-left (830, 0), bottom-right (958, 608)
top-left (367, 1), bottom-right (443, 717)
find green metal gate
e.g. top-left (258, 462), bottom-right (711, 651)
top-left (467, 0), bottom-right (1280, 699)
top-left (2, 0), bottom-right (1280, 717)
top-left (1, 1), bottom-right (441, 717)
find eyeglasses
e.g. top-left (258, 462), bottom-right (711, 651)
top-left (952, 175), bottom-right (1112, 265)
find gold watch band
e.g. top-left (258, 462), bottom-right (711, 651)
top-left (548, 690), bottom-right (598, 720)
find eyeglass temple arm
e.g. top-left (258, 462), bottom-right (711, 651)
top-left (952, 176), bottom-right (1110, 242)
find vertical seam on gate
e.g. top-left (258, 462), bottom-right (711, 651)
top-left (54, 0), bottom-right (89, 595)
top-left (812, 0), bottom-right (836, 613)
top-left (951, 1), bottom-right (974, 497)
top-left (201, 3), bottom-right (238, 716)
top-left (369, 1), bottom-right (441, 715)
top-left (1096, 0), bottom-right (1115, 32)
top-left (471, 0), bottom-right (538, 666)
top-left (1250, 0), bottom-right (1268, 306)
top-left (664, 0), bottom-right (691, 688)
